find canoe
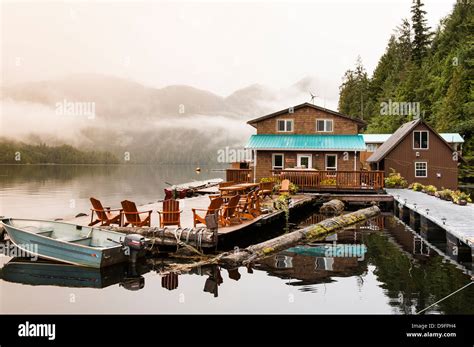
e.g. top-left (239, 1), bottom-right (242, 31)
top-left (0, 218), bottom-right (140, 268)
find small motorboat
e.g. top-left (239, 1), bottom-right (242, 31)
top-left (0, 218), bottom-right (147, 268)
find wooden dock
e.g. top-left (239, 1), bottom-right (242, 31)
top-left (387, 189), bottom-right (474, 256)
top-left (64, 194), bottom-right (317, 238)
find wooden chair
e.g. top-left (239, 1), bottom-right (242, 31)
top-left (89, 197), bottom-right (122, 227)
top-left (238, 192), bottom-right (256, 220)
top-left (192, 197), bottom-right (224, 227)
top-left (121, 200), bottom-right (152, 227)
top-left (259, 181), bottom-right (274, 199)
top-left (249, 188), bottom-right (262, 217)
top-left (220, 194), bottom-right (242, 226)
top-left (157, 199), bottom-right (182, 228)
top-left (280, 179), bottom-right (290, 194)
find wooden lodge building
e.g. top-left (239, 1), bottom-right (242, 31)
top-left (366, 118), bottom-right (462, 189)
top-left (226, 103), bottom-right (462, 191)
top-left (227, 103), bottom-right (384, 191)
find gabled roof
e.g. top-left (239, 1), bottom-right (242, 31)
top-left (247, 102), bottom-right (367, 127)
top-left (246, 134), bottom-right (366, 151)
top-left (367, 119), bottom-right (462, 163)
top-left (363, 133), bottom-right (464, 144)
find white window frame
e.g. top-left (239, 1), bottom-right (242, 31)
top-left (413, 131), bottom-right (429, 150)
top-left (276, 119), bottom-right (294, 133)
top-left (316, 119), bottom-right (334, 132)
top-left (366, 143), bottom-right (378, 152)
top-left (297, 154), bottom-right (312, 169)
top-left (325, 154), bottom-right (338, 171)
top-left (415, 161), bottom-right (428, 178)
top-left (272, 153), bottom-right (284, 170)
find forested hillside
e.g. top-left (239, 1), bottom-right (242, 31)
top-left (0, 140), bottom-right (119, 164)
top-left (338, 0), bottom-right (473, 161)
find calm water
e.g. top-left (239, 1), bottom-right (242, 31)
top-left (0, 165), bottom-right (473, 314)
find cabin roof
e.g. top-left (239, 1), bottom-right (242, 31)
top-left (363, 133), bottom-right (464, 144)
top-left (366, 119), bottom-right (462, 163)
top-left (246, 102), bottom-right (367, 127)
top-left (245, 134), bottom-right (366, 151)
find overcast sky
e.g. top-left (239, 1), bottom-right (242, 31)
top-left (2, 0), bottom-right (456, 98)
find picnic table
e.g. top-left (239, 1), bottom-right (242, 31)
top-left (218, 183), bottom-right (260, 195)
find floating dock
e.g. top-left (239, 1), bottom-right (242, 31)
top-left (387, 188), bottom-right (474, 262)
top-left (62, 193), bottom-right (318, 250)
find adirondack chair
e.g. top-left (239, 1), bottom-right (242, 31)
top-left (192, 197), bottom-right (224, 227)
top-left (280, 179), bottom-right (290, 194)
top-left (238, 192), bottom-right (256, 220)
top-left (121, 200), bottom-right (152, 227)
top-left (220, 194), bottom-right (242, 226)
top-left (157, 199), bottom-right (182, 228)
top-left (249, 188), bottom-right (262, 217)
top-left (259, 181), bottom-right (274, 199)
top-left (89, 197), bottom-right (123, 226)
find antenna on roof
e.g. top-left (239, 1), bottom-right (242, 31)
top-left (309, 91), bottom-right (317, 105)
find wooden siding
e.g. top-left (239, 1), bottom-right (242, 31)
top-left (254, 150), bottom-right (362, 181)
top-left (255, 105), bottom-right (359, 135)
top-left (381, 123), bottom-right (458, 189)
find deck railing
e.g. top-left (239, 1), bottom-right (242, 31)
top-left (269, 170), bottom-right (384, 191)
top-left (226, 169), bottom-right (252, 183)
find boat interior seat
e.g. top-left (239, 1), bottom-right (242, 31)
top-left (68, 237), bottom-right (93, 245)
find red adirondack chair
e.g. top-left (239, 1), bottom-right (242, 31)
top-left (157, 199), bottom-right (182, 228)
top-left (192, 197), bottom-right (224, 227)
top-left (121, 200), bottom-right (152, 227)
top-left (89, 197), bottom-right (122, 226)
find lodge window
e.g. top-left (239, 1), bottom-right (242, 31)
top-left (325, 154), bottom-right (337, 171)
top-left (413, 131), bottom-right (429, 149)
top-left (316, 119), bottom-right (333, 132)
top-left (366, 143), bottom-right (378, 152)
top-left (297, 154), bottom-right (312, 169)
top-left (415, 162), bottom-right (427, 177)
top-left (277, 119), bottom-right (293, 132)
top-left (272, 153), bottom-right (284, 170)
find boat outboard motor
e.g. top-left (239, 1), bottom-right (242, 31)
top-left (123, 234), bottom-right (147, 264)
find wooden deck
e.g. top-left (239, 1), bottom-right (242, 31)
top-left (225, 169), bottom-right (385, 191)
top-left (387, 189), bottom-right (474, 251)
top-left (64, 194), bottom-right (316, 236)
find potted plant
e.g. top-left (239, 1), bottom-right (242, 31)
top-left (422, 185), bottom-right (437, 196)
top-left (384, 169), bottom-right (408, 188)
top-left (411, 182), bottom-right (424, 191)
top-left (451, 190), bottom-right (472, 206)
top-left (435, 189), bottom-right (453, 201)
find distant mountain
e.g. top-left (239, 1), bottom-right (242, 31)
top-left (0, 74), bottom-right (337, 163)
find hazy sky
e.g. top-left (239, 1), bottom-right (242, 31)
top-left (2, 0), bottom-right (456, 97)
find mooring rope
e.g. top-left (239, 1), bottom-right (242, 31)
top-left (416, 281), bottom-right (473, 314)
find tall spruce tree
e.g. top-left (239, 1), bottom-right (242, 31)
top-left (411, 0), bottom-right (431, 65)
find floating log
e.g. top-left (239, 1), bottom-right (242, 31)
top-left (101, 226), bottom-right (217, 249)
top-left (169, 205), bottom-right (381, 272)
top-left (320, 199), bottom-right (345, 215)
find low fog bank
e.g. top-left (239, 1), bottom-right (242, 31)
top-left (1, 74), bottom-right (338, 163)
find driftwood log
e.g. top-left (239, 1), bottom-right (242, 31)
top-left (320, 199), bottom-right (345, 214)
top-left (168, 205), bottom-right (380, 272)
top-left (101, 226), bottom-right (217, 249)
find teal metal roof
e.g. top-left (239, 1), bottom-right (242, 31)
top-left (363, 133), bottom-right (464, 144)
top-left (246, 134), bottom-right (366, 151)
